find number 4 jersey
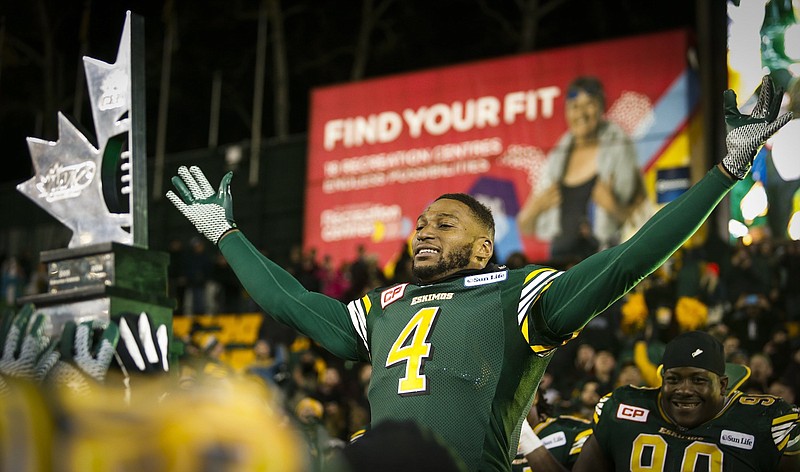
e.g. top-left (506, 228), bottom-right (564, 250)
top-left (348, 266), bottom-right (568, 471)
top-left (592, 385), bottom-right (800, 471)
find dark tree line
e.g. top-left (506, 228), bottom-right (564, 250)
top-left (1, 0), bottom-right (697, 185)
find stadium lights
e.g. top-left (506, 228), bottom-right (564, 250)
top-left (789, 212), bottom-right (800, 241)
top-left (740, 181), bottom-right (769, 222)
top-left (728, 219), bottom-right (749, 239)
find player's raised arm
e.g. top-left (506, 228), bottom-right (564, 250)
top-left (167, 166), bottom-right (363, 361)
top-left (535, 75), bottom-right (792, 338)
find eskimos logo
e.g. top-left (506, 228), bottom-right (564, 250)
top-left (410, 293), bottom-right (454, 306)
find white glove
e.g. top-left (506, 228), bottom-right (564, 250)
top-left (0, 305), bottom-right (60, 394)
top-left (722, 75), bottom-right (793, 180)
top-left (45, 320), bottom-right (119, 396)
top-left (167, 165), bottom-right (237, 245)
top-left (518, 418), bottom-right (544, 455)
top-left (116, 312), bottom-right (169, 374)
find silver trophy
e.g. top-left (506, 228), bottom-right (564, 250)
top-left (17, 12), bottom-right (173, 343)
top-left (17, 10), bottom-right (147, 249)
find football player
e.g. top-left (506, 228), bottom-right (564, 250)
top-left (514, 390), bottom-right (592, 471)
top-left (573, 331), bottom-right (800, 471)
top-left (168, 76), bottom-right (791, 471)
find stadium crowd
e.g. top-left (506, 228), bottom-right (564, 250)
top-left (158, 230), bottom-right (800, 467)
top-left (4, 227), bottom-right (798, 470)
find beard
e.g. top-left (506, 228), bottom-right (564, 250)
top-left (412, 243), bottom-right (472, 283)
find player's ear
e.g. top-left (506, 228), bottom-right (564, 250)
top-left (475, 237), bottom-right (493, 262)
top-left (719, 375), bottom-right (729, 396)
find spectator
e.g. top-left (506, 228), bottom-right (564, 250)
top-left (245, 338), bottom-right (289, 388)
top-left (588, 350), bottom-right (616, 396)
top-left (294, 396), bottom-right (339, 472)
top-left (551, 342), bottom-right (596, 401)
top-left (726, 292), bottom-right (777, 355)
top-left (564, 380), bottom-right (601, 420)
top-left (208, 253), bottom-right (242, 313)
top-left (768, 379), bottom-right (796, 405)
top-left (614, 360), bottom-right (644, 389)
top-left (319, 255), bottom-right (350, 301)
top-left (0, 256), bottom-right (25, 308)
top-left (504, 250), bottom-right (528, 270)
top-left (315, 367), bottom-right (349, 441)
top-left (743, 352), bottom-right (775, 394)
top-left (182, 237), bottom-right (214, 314)
top-left (779, 240), bottom-right (800, 322)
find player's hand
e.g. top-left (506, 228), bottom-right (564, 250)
top-left (166, 166), bottom-right (237, 245)
top-left (0, 304), bottom-right (60, 394)
top-left (115, 312), bottom-right (170, 374)
top-left (518, 418), bottom-right (544, 455)
top-left (722, 75), bottom-right (793, 180)
top-left (45, 320), bottom-right (119, 396)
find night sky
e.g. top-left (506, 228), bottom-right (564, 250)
top-left (1, 0), bottom-right (698, 185)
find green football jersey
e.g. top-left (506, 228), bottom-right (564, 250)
top-left (349, 267), bottom-right (564, 471)
top-left (592, 385), bottom-right (800, 471)
top-left (511, 415), bottom-right (593, 471)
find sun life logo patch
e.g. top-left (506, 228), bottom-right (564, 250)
top-left (541, 431), bottom-right (567, 449)
top-left (720, 430), bottom-right (754, 450)
top-left (464, 271), bottom-right (507, 287)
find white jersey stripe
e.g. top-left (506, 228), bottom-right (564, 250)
top-left (772, 422), bottom-right (795, 445)
top-left (518, 270), bottom-right (559, 318)
top-left (517, 270), bottom-right (563, 325)
top-left (347, 300), bottom-right (369, 354)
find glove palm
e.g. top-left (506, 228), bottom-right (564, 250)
top-left (45, 320), bottom-right (119, 396)
top-left (722, 75), bottom-right (793, 180)
top-left (167, 166), bottom-right (236, 244)
top-left (0, 305), bottom-right (59, 394)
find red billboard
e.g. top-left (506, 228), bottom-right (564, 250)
top-left (306, 30), bottom-right (697, 269)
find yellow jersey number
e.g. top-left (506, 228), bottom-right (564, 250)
top-left (385, 307), bottom-right (440, 395)
top-left (630, 434), bottom-right (722, 472)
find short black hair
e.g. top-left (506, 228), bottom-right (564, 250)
top-left (435, 193), bottom-right (495, 238)
top-left (566, 76), bottom-right (606, 110)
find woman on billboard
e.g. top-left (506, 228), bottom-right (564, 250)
top-left (517, 76), bottom-right (646, 265)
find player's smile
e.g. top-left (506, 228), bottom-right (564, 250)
top-left (671, 397), bottom-right (701, 410)
top-left (660, 366), bottom-right (727, 429)
top-left (415, 246), bottom-right (440, 260)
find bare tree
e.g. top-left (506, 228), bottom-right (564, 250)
top-left (351, 0), bottom-right (395, 81)
top-left (36, 0), bottom-right (57, 138)
top-left (268, 0), bottom-right (289, 139)
top-left (478, 0), bottom-right (569, 52)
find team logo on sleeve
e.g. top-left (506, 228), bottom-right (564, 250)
top-left (616, 403), bottom-right (649, 422)
top-left (381, 283), bottom-right (408, 308)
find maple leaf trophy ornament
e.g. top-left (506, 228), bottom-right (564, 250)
top-left (17, 11), bottom-right (147, 249)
